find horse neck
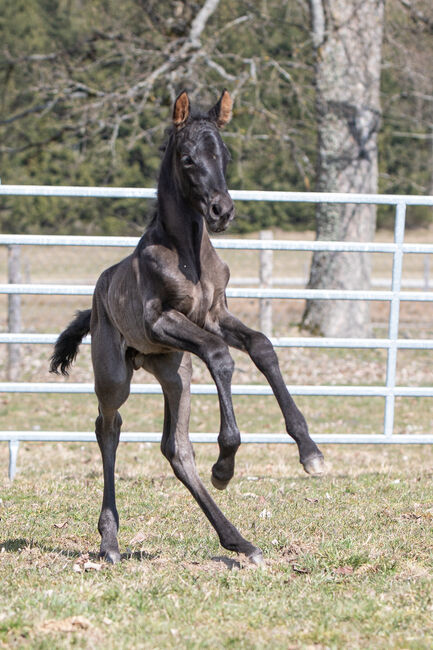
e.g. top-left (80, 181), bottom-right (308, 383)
top-left (156, 145), bottom-right (208, 264)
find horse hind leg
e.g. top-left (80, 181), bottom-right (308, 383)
top-left (92, 325), bottom-right (133, 563)
top-left (95, 406), bottom-right (124, 563)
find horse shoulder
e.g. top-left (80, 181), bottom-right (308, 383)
top-left (201, 245), bottom-right (230, 288)
top-left (135, 245), bottom-right (195, 320)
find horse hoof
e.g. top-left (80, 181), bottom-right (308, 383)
top-left (211, 473), bottom-right (230, 490)
top-left (100, 549), bottom-right (121, 564)
top-left (248, 549), bottom-right (265, 566)
top-left (302, 455), bottom-right (325, 476)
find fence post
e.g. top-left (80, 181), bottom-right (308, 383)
top-left (8, 245), bottom-right (21, 381)
top-left (383, 201), bottom-right (406, 438)
top-left (424, 254), bottom-right (430, 290)
top-left (9, 439), bottom-right (20, 480)
top-left (259, 230), bottom-right (273, 336)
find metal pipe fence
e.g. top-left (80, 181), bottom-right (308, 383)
top-left (1, 185), bottom-right (433, 479)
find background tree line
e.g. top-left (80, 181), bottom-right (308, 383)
top-left (0, 0), bottom-right (432, 236)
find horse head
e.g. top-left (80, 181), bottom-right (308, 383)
top-left (171, 89), bottom-right (235, 233)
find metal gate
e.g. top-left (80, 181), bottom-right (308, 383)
top-left (1, 185), bottom-right (433, 479)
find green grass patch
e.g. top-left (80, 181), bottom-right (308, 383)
top-left (1, 443), bottom-right (433, 648)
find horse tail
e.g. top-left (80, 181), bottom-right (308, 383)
top-left (49, 309), bottom-right (92, 376)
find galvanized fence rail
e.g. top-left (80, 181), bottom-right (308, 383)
top-left (1, 185), bottom-right (433, 479)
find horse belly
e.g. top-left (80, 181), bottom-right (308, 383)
top-left (106, 281), bottom-right (168, 356)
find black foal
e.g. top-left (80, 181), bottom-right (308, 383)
top-left (51, 90), bottom-right (324, 565)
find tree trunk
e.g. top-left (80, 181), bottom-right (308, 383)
top-left (303, 0), bottom-right (385, 337)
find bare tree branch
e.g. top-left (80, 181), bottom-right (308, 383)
top-left (308, 0), bottom-right (326, 47)
top-left (203, 57), bottom-right (237, 81)
top-left (397, 0), bottom-right (433, 30)
top-left (189, 0), bottom-right (222, 46)
top-left (0, 103), bottom-right (56, 126)
top-left (1, 50), bottom-right (58, 66)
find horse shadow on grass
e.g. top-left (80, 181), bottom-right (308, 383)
top-left (0, 538), bottom-right (159, 562)
top-left (210, 555), bottom-right (242, 570)
top-left (2, 538), bottom-right (245, 570)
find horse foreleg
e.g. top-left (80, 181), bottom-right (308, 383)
top-left (217, 312), bottom-right (325, 476)
top-left (146, 351), bottom-right (263, 564)
top-left (150, 310), bottom-right (241, 490)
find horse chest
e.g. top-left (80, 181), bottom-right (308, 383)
top-left (174, 279), bottom-right (215, 325)
top-left (146, 244), bottom-right (229, 326)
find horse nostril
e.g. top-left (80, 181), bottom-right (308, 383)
top-left (211, 202), bottom-right (222, 217)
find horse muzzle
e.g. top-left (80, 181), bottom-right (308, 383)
top-left (206, 194), bottom-right (235, 232)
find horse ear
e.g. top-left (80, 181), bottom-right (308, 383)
top-left (173, 90), bottom-right (190, 128)
top-left (209, 89), bottom-right (233, 128)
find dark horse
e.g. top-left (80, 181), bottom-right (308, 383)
top-left (50, 90), bottom-right (324, 565)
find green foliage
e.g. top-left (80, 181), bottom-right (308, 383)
top-left (0, 0), bottom-right (432, 235)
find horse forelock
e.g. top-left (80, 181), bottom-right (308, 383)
top-left (160, 116), bottom-right (225, 162)
top-left (176, 115), bottom-right (220, 142)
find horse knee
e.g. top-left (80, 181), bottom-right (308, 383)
top-left (248, 331), bottom-right (278, 371)
top-left (206, 344), bottom-right (234, 381)
top-left (249, 330), bottom-right (272, 354)
top-left (162, 437), bottom-right (194, 479)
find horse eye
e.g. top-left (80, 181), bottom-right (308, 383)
top-left (181, 155), bottom-right (194, 167)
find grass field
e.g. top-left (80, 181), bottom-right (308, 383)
top-left (2, 443), bottom-right (433, 648)
top-left (1, 226), bottom-right (433, 648)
